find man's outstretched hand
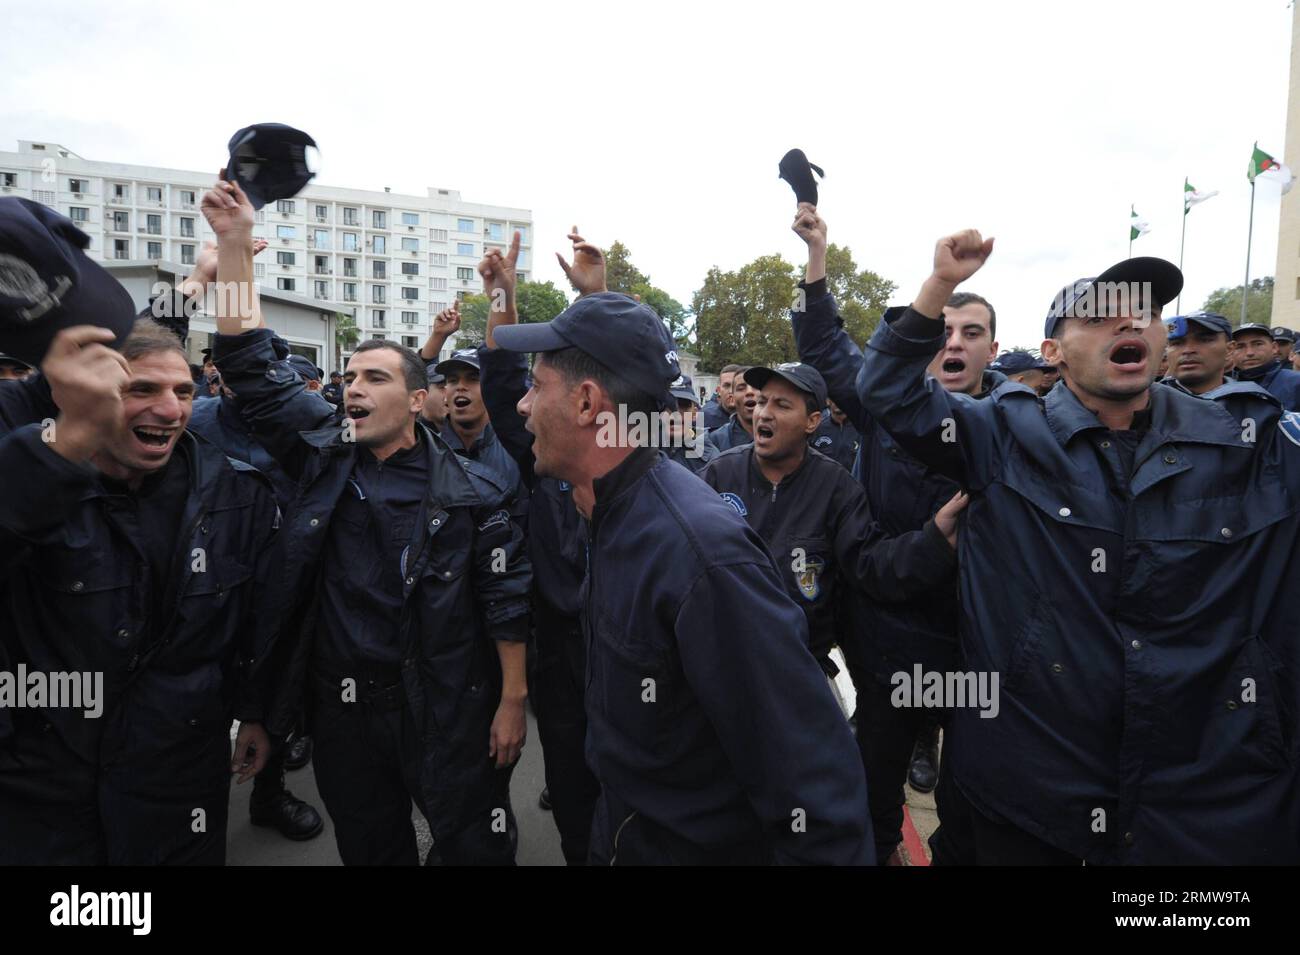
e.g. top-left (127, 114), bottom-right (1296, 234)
top-left (555, 227), bottom-right (606, 296)
top-left (792, 203), bottom-right (827, 284)
top-left (479, 230), bottom-right (521, 305)
top-left (201, 175), bottom-right (256, 239)
top-left (914, 229), bottom-right (995, 319)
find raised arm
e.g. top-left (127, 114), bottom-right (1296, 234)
top-left (856, 230), bottom-right (1002, 488)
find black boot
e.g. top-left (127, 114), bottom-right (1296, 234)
top-left (250, 787), bottom-right (325, 841)
top-left (283, 734), bottom-right (313, 771)
top-left (538, 787), bottom-right (552, 812)
top-left (907, 723), bottom-right (941, 794)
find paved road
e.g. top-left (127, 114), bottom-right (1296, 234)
top-left (227, 710), bottom-right (566, 866)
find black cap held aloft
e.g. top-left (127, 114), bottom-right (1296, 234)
top-left (226, 123), bottom-right (318, 210)
top-left (779, 149), bottom-right (824, 207)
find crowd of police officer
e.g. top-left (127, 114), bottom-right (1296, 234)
top-left (1, 143), bottom-right (1299, 865)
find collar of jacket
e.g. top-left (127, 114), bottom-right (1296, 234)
top-left (978, 368), bottom-right (1007, 396)
top-left (439, 419), bottom-right (494, 455)
top-left (746, 443), bottom-right (810, 491)
top-left (83, 430), bottom-right (203, 503)
top-left (1235, 359), bottom-right (1280, 383)
top-left (1045, 379), bottom-right (1251, 450)
top-left (591, 445), bottom-right (659, 532)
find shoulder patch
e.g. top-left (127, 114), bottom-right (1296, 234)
top-left (477, 508), bottom-right (511, 533)
top-left (813, 435), bottom-right (833, 448)
top-left (719, 492), bottom-right (748, 517)
top-left (1279, 411), bottom-right (1300, 448)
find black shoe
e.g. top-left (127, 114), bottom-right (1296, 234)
top-left (908, 726), bottom-right (940, 794)
top-left (538, 787), bottom-right (552, 812)
top-left (250, 790), bottom-right (325, 841)
top-left (283, 734), bottom-right (313, 771)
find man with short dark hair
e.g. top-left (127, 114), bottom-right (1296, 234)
top-left (495, 289), bottom-right (871, 865)
top-left (857, 227), bottom-right (1300, 864)
top-left (708, 364), bottom-right (758, 451)
top-left (421, 366), bottom-right (447, 428)
top-left (322, 370), bottom-right (344, 408)
top-left (808, 397), bottom-right (860, 470)
top-left (1233, 323), bottom-right (1300, 409)
top-left (1164, 312), bottom-right (1232, 395)
top-left (700, 366), bottom-right (733, 430)
top-left (205, 176), bottom-right (531, 866)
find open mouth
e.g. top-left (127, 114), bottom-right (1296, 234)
top-left (941, 358), bottom-right (966, 375)
top-left (756, 424), bottom-right (775, 440)
top-left (346, 405), bottom-right (371, 420)
top-left (131, 425), bottom-right (174, 450)
top-left (452, 396), bottom-right (472, 410)
top-left (1109, 340), bottom-right (1149, 369)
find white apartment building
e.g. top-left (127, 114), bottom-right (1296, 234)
top-left (0, 139), bottom-right (533, 358)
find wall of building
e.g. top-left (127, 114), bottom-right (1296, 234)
top-left (1273, 6), bottom-right (1300, 329)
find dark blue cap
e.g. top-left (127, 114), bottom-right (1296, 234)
top-left (434, 348), bottom-right (481, 376)
top-left (0, 197), bottom-right (136, 365)
top-left (1271, 326), bottom-right (1295, 343)
top-left (1232, 323), bottom-right (1274, 340)
top-left (226, 123), bottom-right (318, 210)
top-left (1166, 312), bottom-right (1231, 340)
top-left (494, 292), bottom-right (680, 409)
top-left (991, 350), bottom-right (1048, 374)
top-left (669, 373), bottom-right (699, 405)
top-left (744, 362), bottom-right (828, 410)
top-left (285, 354), bottom-right (323, 381)
top-left (425, 363), bottom-right (444, 385)
top-left (1044, 257), bottom-right (1183, 338)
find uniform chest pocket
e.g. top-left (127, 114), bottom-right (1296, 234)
top-left (1000, 465), bottom-right (1119, 533)
top-left (184, 556), bottom-right (253, 599)
top-left (33, 542), bottom-right (135, 595)
top-left (592, 608), bottom-right (675, 748)
top-left (419, 509), bottom-right (472, 583)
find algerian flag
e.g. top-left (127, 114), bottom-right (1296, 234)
top-left (1184, 178), bottom-right (1218, 214)
top-left (1130, 206), bottom-right (1150, 241)
top-left (1248, 143), bottom-right (1281, 182)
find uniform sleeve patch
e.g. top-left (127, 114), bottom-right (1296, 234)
top-left (1280, 412), bottom-right (1300, 448)
top-left (477, 509), bottom-right (511, 532)
top-left (719, 492), bottom-right (748, 517)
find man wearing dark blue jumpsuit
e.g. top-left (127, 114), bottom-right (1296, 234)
top-left (495, 286), bottom-right (872, 865)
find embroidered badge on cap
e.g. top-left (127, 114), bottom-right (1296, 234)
top-left (0, 253), bottom-right (71, 322)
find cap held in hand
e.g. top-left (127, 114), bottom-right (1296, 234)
top-left (0, 197), bottom-right (135, 366)
top-left (226, 123), bottom-right (318, 210)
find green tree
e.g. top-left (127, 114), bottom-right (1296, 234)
top-left (631, 282), bottom-right (691, 343)
top-left (516, 279), bottom-right (569, 325)
top-left (335, 311), bottom-right (359, 368)
top-left (456, 294), bottom-right (490, 347)
top-left (604, 240), bottom-right (650, 294)
top-left (1202, 276), bottom-right (1275, 327)
top-left (692, 245), bottom-right (894, 372)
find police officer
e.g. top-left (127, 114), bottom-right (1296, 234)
top-left (1272, 326), bottom-right (1295, 364)
top-left (1232, 322), bottom-right (1300, 409)
top-left (991, 350), bottom-right (1049, 395)
top-left (476, 229), bottom-right (599, 864)
top-left (707, 364), bottom-right (757, 451)
top-left (789, 202), bottom-right (1000, 864)
top-left (496, 287), bottom-right (871, 865)
top-left (0, 353), bottom-right (32, 381)
top-left (322, 370), bottom-right (345, 408)
top-left (420, 365), bottom-right (447, 428)
top-left (205, 176), bottom-right (531, 866)
top-left (1163, 312), bottom-right (1232, 395)
top-left (666, 372), bottom-right (718, 474)
top-left (700, 364), bottom-right (737, 430)
top-left (808, 398), bottom-right (860, 470)
top-left (857, 228), bottom-right (1300, 864)
top-left (701, 362), bottom-right (966, 699)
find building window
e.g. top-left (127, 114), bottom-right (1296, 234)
top-left (180, 243), bottom-right (195, 264)
top-left (372, 236), bottom-right (386, 254)
top-left (343, 283), bottom-right (357, 301)
top-left (314, 255), bottom-right (329, 274)
top-left (372, 261), bottom-right (386, 279)
top-left (277, 251), bottom-right (296, 265)
top-left (371, 333), bottom-right (386, 340)
top-left (372, 210), bottom-right (387, 229)
top-left (254, 263), bottom-right (265, 278)
top-left (276, 225), bottom-right (296, 239)
top-left (401, 212), bottom-right (419, 226)
top-left (456, 267), bottom-right (474, 281)
top-left (342, 233), bottom-right (358, 251)
top-left (179, 217), bottom-right (195, 237)
top-left (401, 262), bottom-right (419, 276)
top-left (314, 204), bottom-right (328, 220)
top-left (308, 229), bottom-right (327, 250)
top-left (315, 281), bottom-right (329, 299)
top-left (401, 287), bottom-right (418, 301)
top-left (1, 172), bottom-right (16, 187)
top-left (431, 228), bottom-right (448, 242)
top-left (401, 237), bottom-right (419, 252)
top-left (430, 253), bottom-right (447, 267)
top-left (343, 258), bottom-right (357, 277)
top-left (113, 239), bottom-right (129, 260)
top-left (277, 199), bottom-right (296, 214)
top-left (515, 226), bottom-right (528, 244)
top-left (69, 206), bottom-right (88, 222)
top-left (147, 241), bottom-right (162, 259)
top-left (68, 178), bottom-right (87, 193)
top-left (487, 222), bottom-right (504, 241)
top-left (277, 277), bottom-right (296, 292)
top-left (372, 310), bottom-right (386, 328)
top-left (403, 335), bottom-right (418, 348)
top-left (457, 218), bottom-right (474, 233)
top-left (456, 242), bottom-right (474, 256)
top-left (372, 286), bottom-right (386, 303)
top-left (146, 214), bottom-right (162, 234)
top-left (180, 189), bottom-right (196, 207)
top-left (113, 183), bottom-right (129, 200)
top-left (343, 207), bottom-right (358, 226)
top-left (431, 277), bottom-right (447, 291)
top-left (112, 211), bottom-right (129, 231)
top-left (146, 186), bottom-right (163, 203)
top-left (32, 189), bottom-right (56, 206)
top-left (401, 311), bottom-right (418, 325)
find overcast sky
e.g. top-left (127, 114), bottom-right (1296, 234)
top-left (2, 0), bottom-right (1295, 350)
